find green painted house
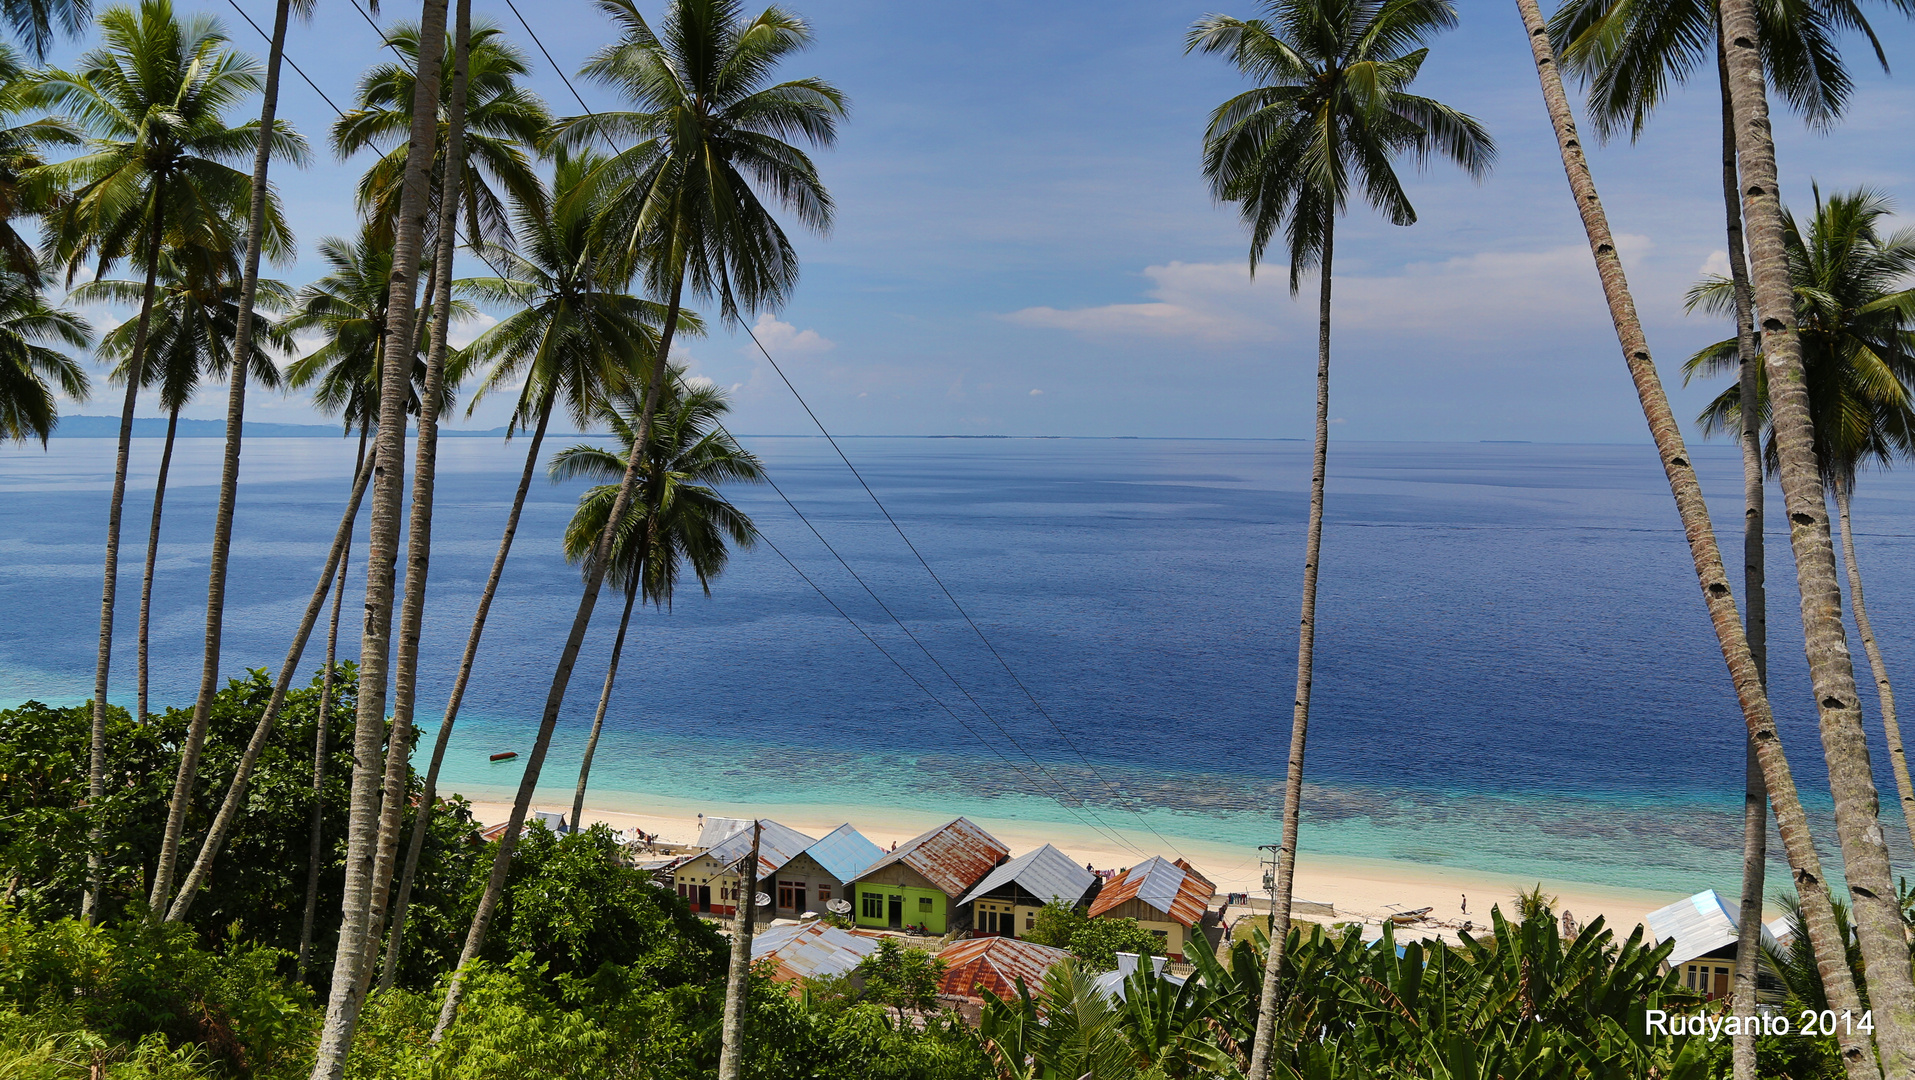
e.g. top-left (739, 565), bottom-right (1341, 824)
top-left (849, 817), bottom-right (1009, 935)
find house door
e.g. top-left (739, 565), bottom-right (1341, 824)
top-left (888, 895), bottom-right (904, 928)
top-left (698, 885), bottom-right (711, 912)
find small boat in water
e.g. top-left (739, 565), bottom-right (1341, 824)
top-left (489, 751), bottom-right (518, 762)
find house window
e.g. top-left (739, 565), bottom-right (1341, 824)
top-left (862, 892), bottom-right (883, 919)
top-left (778, 881), bottom-right (805, 910)
top-left (1025, 917), bottom-right (1035, 931)
top-left (919, 896), bottom-right (933, 911)
top-left (818, 883), bottom-right (831, 902)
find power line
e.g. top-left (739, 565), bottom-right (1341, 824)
top-left (484, 0), bottom-right (1169, 855)
top-left (237, 0), bottom-right (1159, 857)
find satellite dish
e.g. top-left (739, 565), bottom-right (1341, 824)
top-left (827, 898), bottom-right (852, 915)
top-left (755, 892), bottom-right (771, 907)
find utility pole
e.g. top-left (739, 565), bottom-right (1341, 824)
top-left (1259, 843), bottom-right (1280, 936)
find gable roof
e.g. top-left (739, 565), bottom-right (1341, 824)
top-left (854, 817), bottom-right (1009, 897)
top-left (704, 819), bottom-right (819, 877)
top-left (959, 843), bottom-right (1096, 907)
top-left (1645, 890), bottom-right (1741, 968)
top-left (799, 824), bottom-right (886, 884)
top-left (699, 816), bottom-right (752, 848)
top-left (936, 936), bottom-right (1073, 1001)
top-left (1087, 856), bottom-right (1213, 927)
top-left (751, 921), bottom-right (882, 983)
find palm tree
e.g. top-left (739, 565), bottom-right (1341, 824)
top-left (33, 0), bottom-right (301, 921)
top-left (550, 370), bottom-right (762, 833)
top-left (1685, 187), bottom-right (1915, 855)
top-left (385, 146), bottom-right (691, 984)
top-left (70, 250), bottom-right (293, 722)
top-left (330, 15), bottom-right (547, 252)
top-left (0, 43), bottom-right (80, 283)
top-left (1717, 0), bottom-right (1915, 1065)
top-left (1513, 4), bottom-right (1883, 1077)
top-left (1186, 5), bottom-right (1491, 1075)
top-left (1547, 10), bottom-right (1891, 1068)
top-left (0, 268), bottom-right (88, 443)
top-left (363, 0), bottom-right (477, 996)
top-left (2, 0), bottom-right (92, 62)
top-left (432, 0), bottom-right (846, 1041)
top-left (311, 0), bottom-right (450, 1072)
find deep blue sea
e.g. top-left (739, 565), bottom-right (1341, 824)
top-left (5, 435), bottom-right (1914, 893)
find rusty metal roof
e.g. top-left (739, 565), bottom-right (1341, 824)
top-left (854, 817), bottom-right (1008, 897)
top-left (751, 921), bottom-right (882, 984)
top-left (936, 936), bottom-right (1072, 1001)
top-left (705, 819), bottom-right (819, 878)
top-left (1087, 856), bottom-right (1214, 927)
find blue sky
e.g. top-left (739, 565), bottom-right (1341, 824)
top-left (46, 0), bottom-right (1915, 439)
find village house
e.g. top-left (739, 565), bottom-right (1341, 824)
top-left (768, 823), bottom-right (885, 920)
top-left (849, 817), bottom-right (1008, 935)
top-left (1644, 889), bottom-right (1789, 1002)
top-left (1086, 855), bottom-right (1215, 961)
top-left (660, 818), bottom-right (817, 919)
top-left (934, 936), bottom-right (1074, 1022)
top-left (957, 842), bottom-right (1097, 939)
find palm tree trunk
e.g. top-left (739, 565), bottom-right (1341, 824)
top-left (362, 0), bottom-right (472, 995)
top-left (1835, 480), bottom-right (1915, 858)
top-left (149, 0), bottom-right (293, 918)
top-left (310, 0), bottom-right (447, 1073)
top-left (717, 821), bottom-right (762, 1080)
top-left (1515, 5), bottom-right (1880, 1077)
top-left (570, 585), bottom-right (636, 835)
top-left (136, 406), bottom-right (179, 723)
top-left (432, 272), bottom-right (686, 1041)
top-left (381, 388), bottom-right (554, 993)
top-left (1244, 203), bottom-right (1332, 1080)
top-left (1716, 2), bottom-right (1915, 1069)
top-left (301, 428), bottom-right (366, 982)
top-left (164, 430), bottom-right (377, 921)
top-left (1719, 38), bottom-right (1768, 1080)
top-left (83, 194), bottom-right (163, 923)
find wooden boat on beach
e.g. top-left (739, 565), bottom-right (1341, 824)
top-left (1389, 907), bottom-right (1433, 924)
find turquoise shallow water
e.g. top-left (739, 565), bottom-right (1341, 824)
top-left (4, 436), bottom-right (1913, 894)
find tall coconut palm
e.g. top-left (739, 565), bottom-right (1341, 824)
top-left (33, 0), bottom-right (302, 921)
top-left (0, 269), bottom-right (88, 443)
top-left (71, 250), bottom-right (294, 722)
top-left (362, 0), bottom-right (476, 996)
top-left (550, 370), bottom-right (762, 834)
top-left (1186, 5), bottom-right (1492, 1075)
top-left (1686, 187), bottom-right (1915, 853)
top-left (1717, 0), bottom-right (1915, 1066)
top-left (330, 16), bottom-right (547, 253)
top-left (309, 0), bottom-right (449, 1073)
top-left (1547, 10), bottom-right (1895, 1068)
top-left (432, 0), bottom-right (846, 1041)
top-left (384, 146), bottom-right (691, 984)
top-left (1515, 3), bottom-right (1884, 1077)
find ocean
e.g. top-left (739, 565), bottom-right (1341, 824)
top-left (4, 434), bottom-right (1912, 894)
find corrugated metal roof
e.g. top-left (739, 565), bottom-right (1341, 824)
top-left (751, 921), bottom-right (882, 984)
top-left (1645, 890), bottom-right (1741, 967)
top-left (699, 816), bottom-right (752, 849)
top-left (801, 824), bottom-right (885, 884)
top-left (959, 843), bottom-right (1096, 907)
top-left (705, 819), bottom-right (819, 877)
top-left (936, 936), bottom-right (1073, 1001)
top-left (856, 817), bottom-right (1009, 897)
top-left (1087, 856), bottom-right (1214, 927)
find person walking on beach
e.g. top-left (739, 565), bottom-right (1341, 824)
top-left (1461, 894), bottom-right (1467, 914)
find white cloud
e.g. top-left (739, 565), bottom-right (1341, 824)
top-left (747, 313), bottom-right (833, 356)
top-left (1699, 250), bottom-right (1731, 277)
top-left (683, 374), bottom-right (715, 391)
top-left (1003, 240), bottom-right (1658, 346)
top-left (1029, 388), bottom-right (1043, 396)
top-left (448, 311), bottom-right (497, 350)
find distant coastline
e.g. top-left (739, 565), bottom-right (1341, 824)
top-left (45, 415), bottom-right (569, 439)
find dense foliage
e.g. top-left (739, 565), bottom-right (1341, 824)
top-left (1023, 898), bottom-right (1162, 970)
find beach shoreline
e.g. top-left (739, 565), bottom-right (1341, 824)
top-left (463, 790), bottom-right (1733, 939)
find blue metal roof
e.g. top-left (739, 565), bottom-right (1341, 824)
top-left (801, 823), bottom-right (885, 883)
